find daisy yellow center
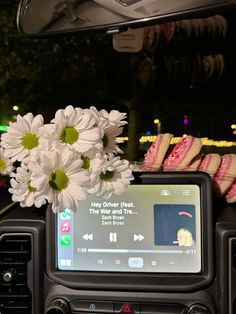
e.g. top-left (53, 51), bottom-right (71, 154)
top-left (60, 127), bottom-right (78, 144)
top-left (49, 169), bottom-right (68, 191)
top-left (21, 133), bottom-right (39, 149)
top-left (100, 170), bottom-right (114, 181)
top-left (81, 156), bottom-right (90, 169)
top-left (0, 159), bottom-right (6, 171)
top-left (28, 182), bottom-right (37, 192)
top-left (102, 134), bottom-right (109, 148)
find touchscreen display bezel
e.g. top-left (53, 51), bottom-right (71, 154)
top-left (46, 171), bottom-right (213, 292)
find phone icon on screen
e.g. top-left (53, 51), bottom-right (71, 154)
top-left (60, 235), bottom-right (71, 246)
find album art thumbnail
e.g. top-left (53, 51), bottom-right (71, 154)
top-left (154, 204), bottom-right (196, 246)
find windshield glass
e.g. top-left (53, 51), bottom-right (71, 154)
top-left (1, 0), bottom-right (236, 163)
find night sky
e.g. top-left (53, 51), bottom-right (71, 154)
top-left (0, 1), bottom-right (236, 142)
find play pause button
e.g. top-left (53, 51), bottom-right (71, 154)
top-left (109, 232), bottom-right (117, 242)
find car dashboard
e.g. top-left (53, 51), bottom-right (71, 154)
top-left (0, 172), bottom-right (236, 314)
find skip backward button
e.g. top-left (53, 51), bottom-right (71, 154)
top-left (134, 234), bottom-right (144, 241)
top-left (83, 233), bottom-right (93, 240)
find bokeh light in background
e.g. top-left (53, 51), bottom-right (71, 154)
top-left (183, 115), bottom-right (189, 126)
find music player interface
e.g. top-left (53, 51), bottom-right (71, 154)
top-left (56, 184), bottom-right (201, 273)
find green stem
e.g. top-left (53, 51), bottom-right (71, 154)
top-left (0, 202), bottom-right (16, 217)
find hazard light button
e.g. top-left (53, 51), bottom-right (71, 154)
top-left (114, 302), bottom-right (140, 314)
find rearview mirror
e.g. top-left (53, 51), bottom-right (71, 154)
top-left (17, 0), bottom-right (235, 37)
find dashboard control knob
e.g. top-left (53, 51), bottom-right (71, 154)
top-left (187, 304), bottom-right (211, 314)
top-left (2, 268), bottom-right (16, 282)
top-left (46, 299), bottom-right (70, 314)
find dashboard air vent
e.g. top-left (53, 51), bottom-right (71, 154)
top-left (0, 234), bottom-right (32, 314)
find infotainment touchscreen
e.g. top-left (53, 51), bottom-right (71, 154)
top-left (56, 183), bottom-right (201, 273)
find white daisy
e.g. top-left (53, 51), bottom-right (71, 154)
top-left (0, 105), bottom-right (132, 212)
top-left (102, 125), bottom-right (124, 154)
top-left (87, 106), bottom-right (106, 128)
top-left (0, 147), bottom-right (14, 176)
top-left (89, 106), bottom-right (127, 127)
top-left (22, 145), bottom-right (50, 166)
top-left (77, 151), bottom-right (107, 191)
top-left (1, 113), bottom-right (44, 162)
top-left (40, 105), bottom-right (101, 154)
top-left (88, 154), bottom-right (134, 198)
top-left (100, 109), bottom-right (127, 127)
top-left (9, 163), bottom-right (46, 208)
top-left (28, 149), bottom-right (89, 213)
top-left (79, 148), bottom-right (98, 171)
top-left (86, 107), bottom-right (125, 154)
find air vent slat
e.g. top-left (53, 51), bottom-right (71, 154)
top-left (0, 251), bottom-right (30, 254)
top-left (0, 260), bottom-right (25, 266)
top-left (7, 281), bottom-right (27, 286)
top-left (3, 310), bottom-right (31, 314)
top-left (0, 234), bottom-right (32, 314)
top-left (0, 294), bottom-right (30, 298)
top-left (5, 239), bottom-right (30, 243)
top-left (0, 283), bottom-right (26, 287)
top-left (5, 306), bottom-right (30, 309)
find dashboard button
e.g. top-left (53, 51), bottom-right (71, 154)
top-left (128, 257), bottom-right (143, 268)
top-left (114, 302), bottom-right (140, 314)
top-left (187, 304), bottom-right (211, 313)
top-left (141, 303), bottom-right (187, 314)
top-left (70, 300), bottom-right (113, 312)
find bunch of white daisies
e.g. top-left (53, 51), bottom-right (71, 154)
top-left (0, 105), bottom-right (134, 213)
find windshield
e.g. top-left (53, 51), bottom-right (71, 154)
top-left (0, 0), bottom-right (236, 163)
